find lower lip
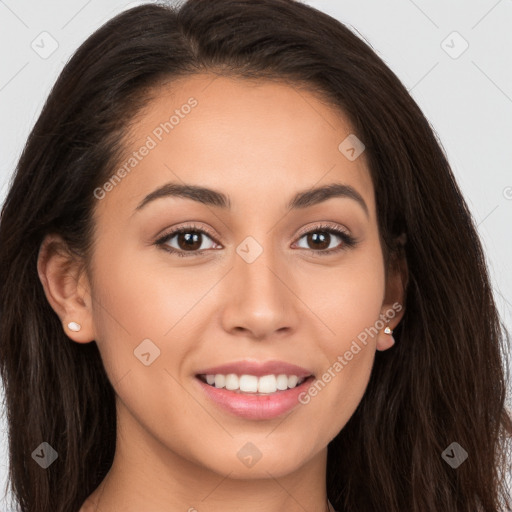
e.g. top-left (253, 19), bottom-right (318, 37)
top-left (195, 376), bottom-right (315, 420)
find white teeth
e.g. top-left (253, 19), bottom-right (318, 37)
top-left (240, 374), bottom-right (258, 392)
top-left (288, 375), bottom-right (298, 388)
top-left (257, 374), bottom-right (276, 393)
top-left (214, 374), bottom-right (225, 388)
top-left (225, 374), bottom-right (238, 390)
top-left (276, 374), bottom-right (289, 390)
top-left (206, 373), bottom-right (307, 393)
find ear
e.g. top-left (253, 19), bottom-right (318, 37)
top-left (376, 240), bottom-right (408, 352)
top-left (37, 234), bottom-right (95, 343)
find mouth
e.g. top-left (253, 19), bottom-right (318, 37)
top-left (194, 373), bottom-right (316, 420)
top-left (195, 373), bottom-right (313, 395)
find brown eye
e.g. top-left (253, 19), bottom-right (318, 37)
top-left (174, 231), bottom-right (204, 251)
top-left (298, 228), bottom-right (349, 253)
top-left (156, 225), bottom-right (219, 258)
top-left (303, 231), bottom-right (332, 250)
top-left (295, 225), bottom-right (355, 254)
top-left (163, 229), bottom-right (216, 252)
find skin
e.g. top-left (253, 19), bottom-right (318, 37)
top-left (37, 74), bottom-right (406, 512)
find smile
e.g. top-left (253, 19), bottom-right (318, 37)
top-left (197, 373), bottom-right (308, 394)
top-left (195, 374), bottom-right (315, 420)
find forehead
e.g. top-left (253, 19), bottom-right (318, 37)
top-left (96, 74), bottom-right (375, 219)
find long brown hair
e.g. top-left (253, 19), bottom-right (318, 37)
top-left (0, 1), bottom-right (510, 510)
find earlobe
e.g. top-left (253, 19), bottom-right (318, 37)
top-left (376, 247), bottom-right (408, 352)
top-left (376, 305), bottom-right (405, 351)
top-left (37, 234), bottom-right (95, 343)
top-left (376, 323), bottom-right (396, 351)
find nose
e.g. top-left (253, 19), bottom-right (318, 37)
top-left (219, 238), bottom-right (300, 340)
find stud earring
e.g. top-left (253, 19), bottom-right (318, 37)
top-left (384, 326), bottom-right (393, 335)
top-left (67, 321), bottom-right (81, 332)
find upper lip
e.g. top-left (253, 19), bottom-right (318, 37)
top-left (195, 360), bottom-right (314, 378)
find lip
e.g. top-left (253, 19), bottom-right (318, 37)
top-left (194, 359), bottom-right (314, 379)
top-left (195, 374), bottom-right (315, 420)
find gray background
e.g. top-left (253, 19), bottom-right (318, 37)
top-left (1, 0), bottom-right (511, 508)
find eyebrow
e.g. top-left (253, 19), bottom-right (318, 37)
top-left (135, 182), bottom-right (369, 217)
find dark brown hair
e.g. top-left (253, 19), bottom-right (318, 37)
top-left (0, 1), bottom-right (511, 510)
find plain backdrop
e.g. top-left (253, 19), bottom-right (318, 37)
top-left (0, 0), bottom-right (511, 509)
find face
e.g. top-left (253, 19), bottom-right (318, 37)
top-left (52, 75), bottom-right (404, 481)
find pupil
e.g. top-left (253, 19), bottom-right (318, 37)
top-left (179, 232), bottom-right (201, 250)
top-left (310, 232), bottom-right (329, 250)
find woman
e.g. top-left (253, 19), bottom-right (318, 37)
top-left (0, 1), bottom-right (510, 511)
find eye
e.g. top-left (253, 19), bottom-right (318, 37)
top-left (293, 224), bottom-right (357, 255)
top-left (155, 224), bottom-right (220, 258)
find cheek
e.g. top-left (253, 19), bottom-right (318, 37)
top-left (88, 240), bottom-right (235, 402)
top-left (90, 241), bottom-right (212, 339)
top-left (298, 245), bottom-right (385, 429)
top-left (305, 245), bottom-right (385, 348)
top-left (88, 242), bottom-right (194, 381)
top-left (88, 245), bottom-right (205, 442)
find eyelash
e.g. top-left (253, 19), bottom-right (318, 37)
top-left (155, 223), bottom-right (358, 258)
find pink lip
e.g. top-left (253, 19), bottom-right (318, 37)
top-left (194, 375), bottom-right (315, 420)
top-left (194, 359), bottom-right (314, 379)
